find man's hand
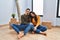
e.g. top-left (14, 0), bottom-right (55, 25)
top-left (34, 27), bottom-right (37, 31)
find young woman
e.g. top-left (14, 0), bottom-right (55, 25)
top-left (29, 11), bottom-right (47, 36)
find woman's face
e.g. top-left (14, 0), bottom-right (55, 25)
top-left (31, 13), bottom-right (35, 17)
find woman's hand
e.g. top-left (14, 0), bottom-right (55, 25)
top-left (34, 27), bottom-right (37, 31)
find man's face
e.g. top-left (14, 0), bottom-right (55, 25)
top-left (25, 10), bottom-right (30, 15)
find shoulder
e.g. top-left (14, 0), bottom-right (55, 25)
top-left (37, 15), bottom-right (40, 18)
top-left (21, 14), bottom-right (24, 17)
top-left (21, 15), bottom-right (24, 19)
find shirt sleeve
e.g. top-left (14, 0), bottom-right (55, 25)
top-left (36, 16), bottom-right (41, 27)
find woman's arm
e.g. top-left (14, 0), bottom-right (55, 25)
top-left (35, 16), bottom-right (41, 27)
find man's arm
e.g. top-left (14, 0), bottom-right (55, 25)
top-left (21, 15), bottom-right (29, 24)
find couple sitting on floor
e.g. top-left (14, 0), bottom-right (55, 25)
top-left (11, 8), bottom-right (47, 39)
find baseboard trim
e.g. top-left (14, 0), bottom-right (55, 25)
top-left (52, 26), bottom-right (60, 28)
top-left (0, 24), bottom-right (9, 27)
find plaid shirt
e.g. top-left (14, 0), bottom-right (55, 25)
top-left (21, 14), bottom-right (31, 24)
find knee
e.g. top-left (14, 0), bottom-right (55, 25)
top-left (35, 29), bottom-right (40, 33)
top-left (29, 23), bottom-right (33, 25)
top-left (28, 23), bottom-right (34, 27)
top-left (10, 24), bottom-right (15, 27)
top-left (27, 24), bottom-right (34, 29)
top-left (30, 24), bottom-right (34, 28)
top-left (43, 26), bottom-right (47, 31)
top-left (40, 25), bottom-right (47, 31)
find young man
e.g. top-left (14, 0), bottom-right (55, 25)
top-left (11, 8), bottom-right (34, 39)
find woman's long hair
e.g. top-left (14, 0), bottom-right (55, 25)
top-left (29, 11), bottom-right (37, 22)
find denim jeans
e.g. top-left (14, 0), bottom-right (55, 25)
top-left (11, 23), bottom-right (34, 35)
top-left (35, 25), bottom-right (47, 33)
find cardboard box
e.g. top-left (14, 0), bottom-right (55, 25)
top-left (42, 22), bottom-right (52, 29)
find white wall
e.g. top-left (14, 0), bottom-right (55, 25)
top-left (0, 0), bottom-right (60, 26)
top-left (43, 0), bottom-right (60, 26)
top-left (26, 0), bottom-right (32, 11)
top-left (42, 0), bottom-right (60, 26)
top-left (0, 0), bottom-right (14, 25)
top-left (43, 0), bottom-right (57, 26)
top-left (27, 0), bottom-right (60, 26)
top-left (0, 0), bottom-right (27, 25)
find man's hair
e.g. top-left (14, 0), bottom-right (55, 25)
top-left (26, 8), bottom-right (30, 11)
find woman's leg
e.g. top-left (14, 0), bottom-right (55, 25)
top-left (37, 25), bottom-right (47, 32)
top-left (35, 25), bottom-right (47, 36)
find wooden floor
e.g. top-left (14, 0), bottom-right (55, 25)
top-left (0, 26), bottom-right (60, 40)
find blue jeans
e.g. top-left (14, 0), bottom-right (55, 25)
top-left (35, 25), bottom-right (47, 33)
top-left (11, 23), bottom-right (34, 35)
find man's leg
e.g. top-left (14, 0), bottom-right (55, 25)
top-left (11, 24), bottom-right (20, 34)
top-left (11, 24), bottom-right (27, 39)
top-left (19, 24), bottom-right (26, 30)
top-left (24, 23), bottom-right (34, 35)
top-left (17, 23), bottom-right (34, 39)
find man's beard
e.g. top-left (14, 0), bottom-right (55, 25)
top-left (27, 13), bottom-right (29, 15)
top-left (31, 16), bottom-right (35, 18)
